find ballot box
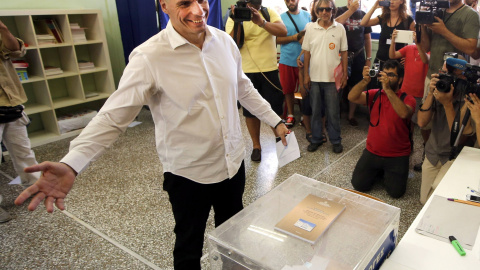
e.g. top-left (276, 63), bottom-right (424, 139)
top-left (207, 174), bottom-right (400, 270)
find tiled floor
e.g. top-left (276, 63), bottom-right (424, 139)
top-left (0, 107), bottom-right (424, 269)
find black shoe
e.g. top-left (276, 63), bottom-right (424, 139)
top-left (414, 162), bottom-right (423, 172)
top-left (305, 133), bottom-right (312, 143)
top-left (348, 118), bottom-right (359, 127)
top-left (307, 142), bottom-right (323, 152)
top-left (251, 148), bottom-right (261, 162)
top-left (333, 143), bottom-right (343, 153)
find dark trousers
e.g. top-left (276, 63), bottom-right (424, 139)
top-left (351, 149), bottom-right (409, 198)
top-left (163, 162), bottom-right (246, 270)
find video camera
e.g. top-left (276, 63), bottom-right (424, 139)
top-left (415, 0), bottom-right (449, 24)
top-left (232, 0), bottom-right (252, 22)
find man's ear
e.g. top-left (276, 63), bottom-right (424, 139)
top-left (160, 0), bottom-right (169, 14)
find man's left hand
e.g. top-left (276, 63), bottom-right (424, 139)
top-left (341, 74), bottom-right (348, 89)
top-left (276, 123), bottom-right (289, 146)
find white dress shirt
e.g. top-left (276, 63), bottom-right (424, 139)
top-left (61, 22), bottom-right (281, 184)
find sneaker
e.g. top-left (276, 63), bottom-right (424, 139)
top-left (348, 118), bottom-right (359, 127)
top-left (333, 143), bottom-right (343, 153)
top-left (0, 207), bottom-right (12, 223)
top-left (307, 142), bottom-right (323, 152)
top-left (251, 148), bottom-right (261, 162)
top-left (285, 116), bottom-right (295, 128)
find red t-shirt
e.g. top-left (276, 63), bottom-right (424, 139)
top-left (365, 89), bottom-right (416, 157)
top-left (399, 45), bottom-right (428, 98)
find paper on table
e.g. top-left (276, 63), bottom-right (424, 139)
top-left (415, 195), bottom-right (480, 249)
top-left (276, 131), bottom-right (300, 168)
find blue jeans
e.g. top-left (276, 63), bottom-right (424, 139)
top-left (310, 82), bottom-right (341, 144)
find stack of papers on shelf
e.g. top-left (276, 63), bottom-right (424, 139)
top-left (12, 59), bottom-right (29, 81)
top-left (78, 60), bottom-right (95, 70)
top-left (34, 19), bottom-right (64, 44)
top-left (57, 110), bottom-right (97, 134)
top-left (70, 23), bottom-right (87, 42)
top-left (44, 66), bottom-right (63, 76)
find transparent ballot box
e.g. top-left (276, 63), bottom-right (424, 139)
top-left (207, 174), bottom-right (400, 270)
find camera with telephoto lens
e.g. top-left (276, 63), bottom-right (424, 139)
top-left (232, 0), bottom-right (251, 22)
top-left (415, 0), bottom-right (450, 24)
top-left (436, 73), bottom-right (455, 93)
top-left (369, 63), bottom-right (380, 77)
top-left (379, 0), bottom-right (391, 7)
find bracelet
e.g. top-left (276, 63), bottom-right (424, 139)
top-left (366, 57), bottom-right (372, 61)
top-left (419, 101), bottom-right (433, 112)
top-left (274, 119), bottom-right (285, 129)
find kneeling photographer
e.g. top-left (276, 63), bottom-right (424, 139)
top-left (418, 56), bottom-right (476, 204)
top-left (348, 60), bottom-right (416, 198)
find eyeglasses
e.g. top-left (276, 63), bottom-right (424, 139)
top-left (386, 72), bottom-right (398, 78)
top-left (316, 7), bottom-right (333, 12)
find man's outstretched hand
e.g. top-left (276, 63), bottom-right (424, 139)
top-left (15, 162), bottom-right (77, 213)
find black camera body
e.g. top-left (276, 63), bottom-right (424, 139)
top-left (369, 63), bottom-right (380, 77)
top-left (415, 0), bottom-right (449, 24)
top-left (436, 73), bottom-right (455, 93)
top-left (463, 64), bottom-right (480, 96)
top-left (232, 0), bottom-right (252, 22)
top-left (379, 0), bottom-right (391, 7)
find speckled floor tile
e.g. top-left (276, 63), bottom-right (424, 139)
top-left (0, 107), bottom-right (426, 269)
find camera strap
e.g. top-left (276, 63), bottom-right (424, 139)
top-left (286, 12), bottom-right (300, 33)
top-left (366, 89), bottom-right (383, 127)
top-left (449, 99), bottom-right (463, 147)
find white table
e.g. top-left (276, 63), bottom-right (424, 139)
top-left (381, 147), bottom-right (480, 269)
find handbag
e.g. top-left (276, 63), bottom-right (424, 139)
top-left (0, 105), bottom-right (24, 123)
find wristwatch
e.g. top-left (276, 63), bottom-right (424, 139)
top-left (260, 19), bottom-right (267, 28)
top-left (366, 57), bottom-right (372, 61)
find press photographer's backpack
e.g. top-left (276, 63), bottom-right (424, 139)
top-left (232, 7), bottom-right (270, 49)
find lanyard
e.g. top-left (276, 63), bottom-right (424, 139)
top-left (443, 4), bottom-right (464, 25)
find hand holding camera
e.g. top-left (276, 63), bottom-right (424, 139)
top-left (362, 66), bottom-right (372, 83)
top-left (430, 73), bottom-right (454, 105)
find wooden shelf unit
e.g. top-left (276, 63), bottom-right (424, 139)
top-left (0, 9), bottom-right (115, 147)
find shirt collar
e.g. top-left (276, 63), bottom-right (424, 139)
top-left (313, 19), bottom-right (338, 30)
top-left (165, 21), bottom-right (215, 50)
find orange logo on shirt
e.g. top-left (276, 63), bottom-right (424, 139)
top-left (329, 43), bottom-right (335, 50)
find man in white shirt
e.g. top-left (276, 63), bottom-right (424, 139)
top-left (15, 0), bottom-right (288, 268)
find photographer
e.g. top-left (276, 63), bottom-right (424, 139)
top-left (417, 59), bottom-right (474, 204)
top-left (348, 60), bottom-right (416, 198)
top-left (226, 0), bottom-right (287, 162)
top-left (420, 0), bottom-right (480, 83)
top-left (0, 19), bottom-right (40, 223)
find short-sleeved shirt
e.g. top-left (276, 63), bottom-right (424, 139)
top-left (428, 5), bottom-right (480, 77)
top-left (365, 89), bottom-right (416, 157)
top-left (302, 20), bottom-right (348, 82)
top-left (225, 7), bottom-right (282, 73)
top-left (279, 10), bottom-right (311, 67)
top-left (399, 45), bottom-right (428, 98)
top-left (376, 15), bottom-right (414, 62)
top-left (336, 7), bottom-right (372, 52)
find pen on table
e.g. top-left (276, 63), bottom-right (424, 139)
top-left (449, 236), bottom-right (466, 256)
top-left (467, 186), bottom-right (480, 196)
top-left (447, 198), bottom-right (480, 207)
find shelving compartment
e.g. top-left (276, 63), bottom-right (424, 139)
top-left (21, 49), bottom-right (44, 82)
top-left (75, 43), bottom-right (108, 74)
top-left (23, 81), bottom-right (52, 115)
top-left (81, 71), bottom-right (114, 99)
top-left (68, 13), bottom-right (102, 43)
top-left (26, 110), bottom-right (60, 145)
top-left (55, 99), bottom-right (106, 134)
top-left (40, 46), bottom-right (78, 77)
top-left (32, 14), bottom-right (71, 46)
top-left (0, 15), bottom-right (37, 48)
top-left (48, 75), bottom-right (84, 108)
